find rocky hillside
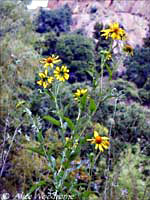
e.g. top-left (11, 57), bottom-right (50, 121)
top-left (47, 0), bottom-right (150, 47)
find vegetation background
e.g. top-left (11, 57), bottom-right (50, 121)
top-left (0, 0), bottom-right (150, 199)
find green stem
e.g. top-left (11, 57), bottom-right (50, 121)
top-left (100, 62), bottom-right (104, 94)
top-left (53, 83), bottom-right (65, 142)
top-left (87, 151), bottom-right (101, 190)
top-left (103, 97), bottom-right (118, 200)
top-left (76, 107), bottom-right (81, 121)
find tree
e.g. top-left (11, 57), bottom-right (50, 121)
top-left (35, 4), bottom-right (72, 34)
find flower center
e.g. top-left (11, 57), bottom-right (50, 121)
top-left (47, 57), bottom-right (53, 63)
top-left (126, 46), bottom-right (132, 52)
top-left (60, 71), bottom-right (64, 76)
top-left (43, 77), bottom-right (48, 81)
top-left (95, 136), bottom-right (102, 144)
top-left (113, 28), bottom-right (119, 33)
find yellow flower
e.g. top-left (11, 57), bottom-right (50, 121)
top-left (40, 54), bottom-right (61, 68)
top-left (54, 65), bottom-right (69, 82)
top-left (37, 69), bottom-right (54, 88)
top-left (74, 88), bottom-right (87, 101)
top-left (123, 44), bottom-right (133, 56)
top-left (101, 22), bottom-right (126, 40)
top-left (87, 131), bottom-right (110, 152)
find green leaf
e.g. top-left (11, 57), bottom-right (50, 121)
top-left (27, 181), bottom-right (47, 195)
top-left (37, 130), bottom-right (44, 143)
top-left (49, 155), bottom-right (56, 169)
top-left (44, 89), bottom-right (55, 100)
top-left (64, 117), bottom-right (75, 130)
top-left (80, 93), bottom-right (87, 111)
top-left (82, 191), bottom-right (93, 198)
top-left (86, 70), bottom-right (94, 78)
top-left (69, 150), bottom-right (79, 162)
top-left (27, 147), bottom-right (45, 156)
top-left (105, 63), bottom-right (112, 80)
top-left (43, 115), bottom-right (61, 126)
top-left (89, 98), bottom-right (97, 113)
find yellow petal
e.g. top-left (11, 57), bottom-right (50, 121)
top-left (95, 144), bottom-right (99, 149)
top-left (101, 136), bottom-right (109, 140)
top-left (55, 66), bottom-right (60, 72)
top-left (37, 80), bottom-right (43, 86)
top-left (48, 77), bottom-right (54, 83)
top-left (44, 63), bottom-right (50, 68)
top-left (94, 131), bottom-right (99, 138)
top-left (64, 73), bottom-right (69, 80)
top-left (47, 63), bottom-right (54, 68)
top-left (99, 145), bottom-right (104, 152)
top-left (45, 69), bottom-right (48, 76)
top-left (87, 139), bottom-right (92, 141)
top-left (43, 82), bottom-right (48, 88)
top-left (39, 72), bottom-right (45, 79)
top-left (101, 143), bottom-right (109, 149)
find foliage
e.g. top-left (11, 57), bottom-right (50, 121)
top-left (110, 78), bottom-right (141, 102)
top-left (113, 103), bottom-right (150, 143)
top-left (0, 0), bottom-right (31, 37)
top-left (143, 22), bottom-right (150, 48)
top-left (55, 34), bottom-right (95, 82)
top-left (1, 5), bottom-right (150, 199)
top-left (34, 32), bottom-right (58, 56)
top-left (108, 144), bottom-right (150, 200)
top-left (35, 4), bottom-right (72, 34)
top-left (124, 47), bottom-right (150, 88)
top-left (95, 101), bottom-right (150, 145)
top-left (0, 0), bottom-right (40, 119)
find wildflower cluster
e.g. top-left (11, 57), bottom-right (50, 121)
top-left (37, 55), bottom-right (69, 88)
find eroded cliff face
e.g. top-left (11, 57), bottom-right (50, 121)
top-left (47, 0), bottom-right (150, 47)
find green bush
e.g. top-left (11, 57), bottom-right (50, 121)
top-left (0, 0), bottom-right (40, 119)
top-left (35, 4), bottom-right (72, 34)
top-left (0, 0), bottom-right (32, 38)
top-left (138, 88), bottom-right (150, 105)
top-left (55, 34), bottom-right (95, 82)
top-left (95, 102), bottom-right (150, 144)
top-left (124, 47), bottom-right (150, 88)
top-left (109, 145), bottom-right (150, 200)
top-left (34, 32), bottom-right (58, 56)
top-left (110, 78), bottom-right (141, 102)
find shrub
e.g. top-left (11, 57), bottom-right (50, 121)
top-left (124, 47), bottom-right (150, 88)
top-left (55, 34), bottom-right (95, 82)
top-left (138, 88), bottom-right (150, 105)
top-left (110, 78), bottom-right (141, 102)
top-left (35, 4), bottom-right (72, 34)
top-left (96, 102), bottom-right (150, 144)
top-left (0, 0), bottom-right (32, 38)
top-left (109, 145), bottom-right (150, 200)
top-left (0, 0), bottom-right (40, 119)
top-left (34, 32), bottom-right (58, 56)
